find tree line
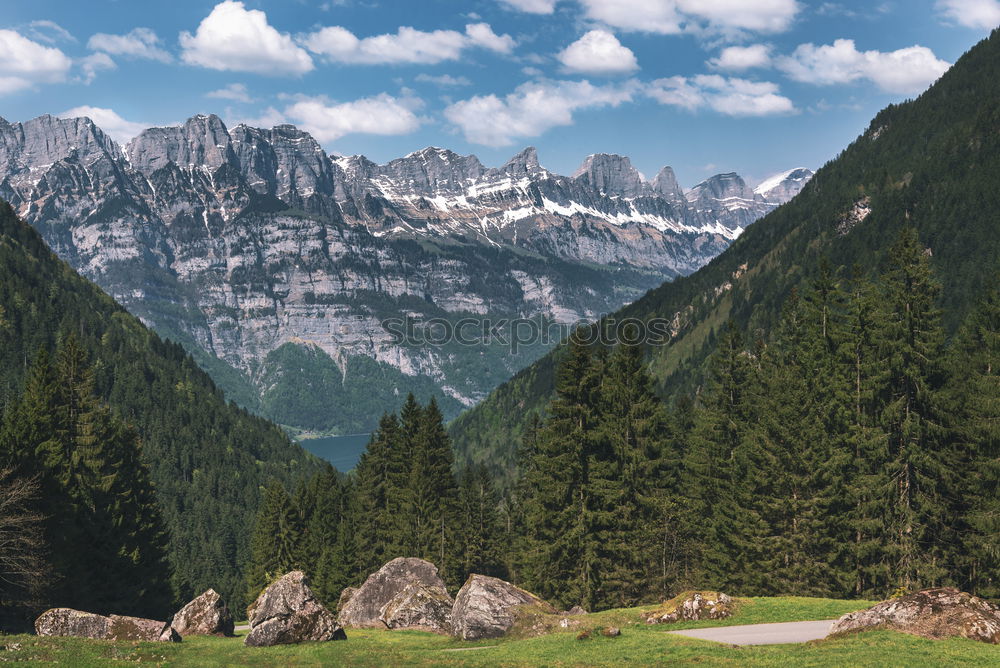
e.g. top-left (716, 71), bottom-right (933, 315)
top-left (249, 228), bottom-right (1000, 612)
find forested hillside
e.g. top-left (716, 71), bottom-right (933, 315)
top-left (451, 29), bottom-right (1000, 482)
top-left (254, 229), bottom-right (1000, 608)
top-left (0, 201), bottom-right (322, 615)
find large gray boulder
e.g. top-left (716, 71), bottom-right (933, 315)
top-left (379, 581), bottom-right (453, 634)
top-left (338, 557), bottom-right (449, 629)
top-left (831, 588), bottom-right (1000, 644)
top-left (35, 608), bottom-right (180, 642)
top-left (451, 574), bottom-right (556, 640)
top-left (171, 589), bottom-right (235, 637)
top-left (244, 571), bottom-right (346, 647)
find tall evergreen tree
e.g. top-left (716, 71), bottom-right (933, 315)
top-left (245, 482), bottom-right (303, 601)
top-left (458, 464), bottom-right (506, 580)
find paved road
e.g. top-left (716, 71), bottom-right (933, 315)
top-left (666, 620), bottom-right (835, 645)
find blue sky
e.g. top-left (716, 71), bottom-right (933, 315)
top-left (1, 0), bottom-right (995, 187)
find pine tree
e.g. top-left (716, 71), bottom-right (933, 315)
top-left (948, 282), bottom-right (1000, 596)
top-left (405, 398), bottom-right (461, 585)
top-left (457, 464), bottom-right (506, 580)
top-left (521, 330), bottom-right (602, 609)
top-left (245, 482), bottom-right (303, 601)
top-left (877, 228), bottom-right (952, 591)
top-left (592, 339), bottom-right (669, 607)
top-left (353, 413), bottom-right (404, 573)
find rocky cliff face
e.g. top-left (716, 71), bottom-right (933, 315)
top-left (0, 113), bottom-right (811, 434)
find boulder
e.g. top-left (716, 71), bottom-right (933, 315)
top-left (451, 574), bottom-right (556, 640)
top-left (245, 571), bottom-right (346, 647)
top-left (34, 608), bottom-right (180, 642)
top-left (642, 591), bottom-right (734, 624)
top-left (830, 588), bottom-right (1000, 644)
top-left (171, 589), bottom-right (235, 637)
top-left (379, 581), bottom-right (453, 634)
top-left (566, 605), bottom-right (588, 615)
top-left (601, 626), bottom-right (621, 637)
top-left (35, 609), bottom-right (109, 639)
top-left (338, 557), bottom-right (448, 629)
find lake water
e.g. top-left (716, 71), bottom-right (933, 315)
top-left (298, 433), bottom-right (371, 472)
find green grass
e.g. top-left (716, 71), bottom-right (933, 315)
top-left (2, 597), bottom-right (998, 667)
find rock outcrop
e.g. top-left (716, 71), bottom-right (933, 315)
top-left (245, 571), bottom-right (346, 647)
top-left (171, 589), bottom-right (235, 637)
top-left (338, 557), bottom-right (450, 629)
top-left (830, 588), bottom-right (1000, 644)
top-left (35, 609), bottom-right (180, 642)
top-left (337, 587), bottom-right (358, 613)
top-left (451, 574), bottom-right (556, 640)
top-left (642, 591), bottom-right (734, 624)
top-left (379, 581), bottom-right (454, 634)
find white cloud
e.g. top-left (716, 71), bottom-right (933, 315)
top-left (301, 23), bottom-right (514, 65)
top-left (936, 0), bottom-right (1000, 29)
top-left (557, 30), bottom-right (639, 74)
top-left (229, 106), bottom-right (289, 129)
top-left (284, 93), bottom-right (424, 142)
top-left (27, 20), bottom-right (76, 44)
top-left (207, 83), bottom-right (253, 103)
top-left (499, 0), bottom-right (558, 12)
top-left (0, 29), bottom-right (73, 93)
top-left (777, 39), bottom-right (951, 94)
top-left (88, 27), bottom-right (172, 63)
top-left (577, 0), bottom-right (799, 34)
top-left (677, 0), bottom-right (799, 33)
top-left (180, 1), bottom-right (313, 75)
top-left (415, 73), bottom-right (472, 86)
top-left (59, 106), bottom-right (147, 143)
top-left (578, 0), bottom-right (684, 34)
top-left (444, 78), bottom-right (637, 146)
top-left (79, 52), bottom-right (116, 84)
top-left (647, 74), bottom-right (796, 115)
top-left (708, 43), bottom-right (772, 70)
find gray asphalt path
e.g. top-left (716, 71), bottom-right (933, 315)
top-left (666, 620), bottom-right (835, 645)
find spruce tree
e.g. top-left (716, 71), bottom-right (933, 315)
top-left (245, 482), bottom-right (303, 601)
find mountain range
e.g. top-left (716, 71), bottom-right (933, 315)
top-left (0, 112), bottom-right (810, 433)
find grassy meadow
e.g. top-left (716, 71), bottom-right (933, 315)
top-left (3, 596), bottom-right (999, 667)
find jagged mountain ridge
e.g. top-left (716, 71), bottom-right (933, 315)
top-left (0, 112), bottom-right (811, 433)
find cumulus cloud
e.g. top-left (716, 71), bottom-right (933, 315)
top-left (180, 1), bottom-right (313, 75)
top-left (284, 93), bottom-right (424, 142)
top-left (777, 39), bottom-right (951, 94)
top-left (415, 73), bottom-right (472, 86)
top-left (301, 23), bottom-right (514, 65)
top-left (557, 30), bottom-right (639, 74)
top-left (499, 0), bottom-right (558, 12)
top-left (444, 78), bottom-right (637, 146)
top-left (79, 53), bottom-right (116, 84)
top-left (229, 106), bottom-right (289, 129)
top-left (647, 74), bottom-right (796, 115)
top-left (59, 106), bottom-right (148, 143)
top-left (936, 0), bottom-right (1000, 29)
top-left (577, 0), bottom-right (799, 35)
top-left (206, 83), bottom-right (253, 102)
top-left (708, 43), bottom-right (772, 70)
top-left (88, 27), bottom-right (172, 63)
top-left (0, 29), bottom-right (73, 93)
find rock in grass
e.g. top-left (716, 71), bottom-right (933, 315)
top-left (338, 557), bottom-right (450, 629)
top-left (601, 626), bottom-right (621, 637)
top-left (379, 581), bottom-right (453, 634)
top-left (642, 591), bottom-right (733, 625)
top-left (171, 589), bottom-right (234, 637)
top-left (34, 608), bottom-right (179, 642)
top-left (337, 587), bottom-right (358, 613)
top-left (245, 571), bottom-right (345, 647)
top-left (830, 588), bottom-right (1000, 644)
top-left (451, 574), bottom-right (556, 640)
